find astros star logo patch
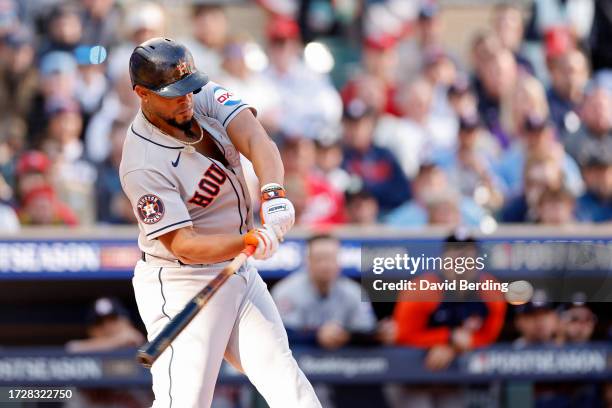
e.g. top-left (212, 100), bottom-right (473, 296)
top-left (176, 61), bottom-right (190, 77)
top-left (137, 194), bottom-right (165, 224)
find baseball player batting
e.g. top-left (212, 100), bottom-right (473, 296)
top-left (120, 37), bottom-right (321, 407)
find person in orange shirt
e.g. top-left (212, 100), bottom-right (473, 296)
top-left (385, 233), bottom-right (507, 408)
top-left (392, 233), bottom-right (507, 370)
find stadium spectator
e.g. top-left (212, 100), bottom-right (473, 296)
top-left (14, 150), bottom-right (52, 202)
top-left (345, 188), bottom-right (379, 225)
top-left (374, 77), bottom-right (432, 178)
top-left (37, 4), bottom-right (82, 58)
top-left (431, 114), bottom-right (504, 212)
top-left (491, 2), bottom-right (533, 74)
top-left (0, 0), bottom-right (18, 38)
top-left (0, 199), bottom-right (18, 232)
top-left (66, 297), bottom-right (143, 352)
top-left (513, 291), bottom-right (559, 347)
top-left (85, 72), bottom-right (139, 163)
top-left (524, 0), bottom-right (593, 82)
top-left (273, 234), bottom-right (379, 348)
top-left (496, 114), bottom-right (584, 198)
top-left (384, 164), bottom-right (486, 228)
top-left (376, 77), bottom-right (457, 178)
top-left (181, 4), bottom-right (227, 80)
top-left (546, 48), bottom-right (589, 134)
top-left (339, 73), bottom-right (388, 118)
top-left (27, 50), bottom-right (79, 146)
top-left (0, 116), bottom-right (26, 196)
top-left (587, 0), bottom-right (612, 73)
top-left (388, 234), bottom-right (506, 407)
top-left (314, 139), bottom-right (352, 194)
top-left (78, 0), bottom-right (121, 50)
top-left (446, 75), bottom-right (479, 119)
top-left (535, 187), bottom-right (576, 225)
top-left (564, 85), bottom-right (612, 164)
top-left (106, 1), bottom-right (165, 81)
top-left (393, 234), bottom-right (507, 350)
top-left (340, 98), bottom-right (410, 212)
top-left (281, 137), bottom-right (345, 226)
top-left (397, 3), bottom-right (445, 83)
top-left (95, 120), bottom-right (133, 224)
top-left (558, 294), bottom-right (596, 344)
top-left (74, 45), bottom-right (109, 121)
top-left (217, 34), bottom-right (282, 134)
top-left (18, 184), bottom-right (78, 226)
top-left (475, 46), bottom-right (519, 149)
top-left (499, 73), bottom-right (550, 150)
top-left (576, 150), bottom-right (612, 222)
top-left (426, 192), bottom-right (462, 228)
top-left (0, 25), bottom-right (37, 120)
top-left (272, 233), bottom-right (391, 407)
top-left (263, 15), bottom-right (342, 139)
top-left (342, 33), bottom-right (401, 117)
top-left (64, 297), bottom-right (148, 407)
top-left (0, 120), bottom-right (20, 231)
top-left (41, 97), bottom-right (97, 224)
top-left (422, 46), bottom-right (459, 118)
top-left (501, 150), bottom-right (565, 223)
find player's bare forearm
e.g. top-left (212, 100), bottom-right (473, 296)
top-left (159, 227), bottom-right (245, 264)
top-left (226, 109), bottom-right (284, 186)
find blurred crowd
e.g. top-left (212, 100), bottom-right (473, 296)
top-left (0, 0), bottom-right (611, 231)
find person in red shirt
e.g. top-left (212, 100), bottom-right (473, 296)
top-left (341, 34), bottom-right (402, 117)
top-left (281, 137), bottom-right (346, 226)
top-left (18, 185), bottom-right (78, 226)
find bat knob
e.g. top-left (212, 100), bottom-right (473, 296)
top-left (136, 350), bottom-right (154, 368)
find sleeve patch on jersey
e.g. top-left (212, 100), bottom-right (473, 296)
top-left (213, 86), bottom-right (241, 106)
top-left (137, 194), bottom-right (165, 224)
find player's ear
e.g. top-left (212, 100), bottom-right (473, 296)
top-left (134, 85), bottom-right (149, 99)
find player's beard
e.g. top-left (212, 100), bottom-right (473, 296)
top-left (167, 117), bottom-right (198, 139)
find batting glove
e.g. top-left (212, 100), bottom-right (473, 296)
top-left (243, 225), bottom-right (279, 260)
top-left (260, 183), bottom-right (295, 238)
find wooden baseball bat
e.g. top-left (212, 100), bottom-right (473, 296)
top-left (136, 245), bottom-right (257, 368)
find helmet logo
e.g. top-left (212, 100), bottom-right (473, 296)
top-left (176, 61), bottom-right (190, 77)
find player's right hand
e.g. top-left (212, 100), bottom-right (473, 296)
top-left (243, 225), bottom-right (279, 260)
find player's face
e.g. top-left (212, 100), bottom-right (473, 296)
top-left (137, 87), bottom-right (194, 126)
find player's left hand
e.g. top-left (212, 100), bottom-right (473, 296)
top-left (260, 183), bottom-right (295, 237)
top-left (243, 225), bottom-right (279, 260)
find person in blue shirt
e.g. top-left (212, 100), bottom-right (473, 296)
top-left (430, 113), bottom-right (505, 213)
top-left (341, 99), bottom-right (410, 213)
top-left (384, 163), bottom-right (486, 228)
top-left (576, 150), bottom-right (612, 222)
top-left (496, 114), bottom-right (584, 198)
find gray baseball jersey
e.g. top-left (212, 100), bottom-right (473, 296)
top-left (119, 81), bottom-right (254, 261)
top-left (272, 271), bottom-right (377, 332)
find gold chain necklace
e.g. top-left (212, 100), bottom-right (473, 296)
top-left (142, 111), bottom-right (203, 153)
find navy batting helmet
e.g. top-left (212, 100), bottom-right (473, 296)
top-left (129, 37), bottom-right (208, 98)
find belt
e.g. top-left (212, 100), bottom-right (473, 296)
top-left (141, 252), bottom-right (233, 268)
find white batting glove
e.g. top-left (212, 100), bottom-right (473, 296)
top-left (243, 225), bottom-right (279, 260)
top-left (260, 183), bottom-right (295, 238)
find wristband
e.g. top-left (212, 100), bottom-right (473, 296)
top-left (261, 183), bottom-right (286, 201)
